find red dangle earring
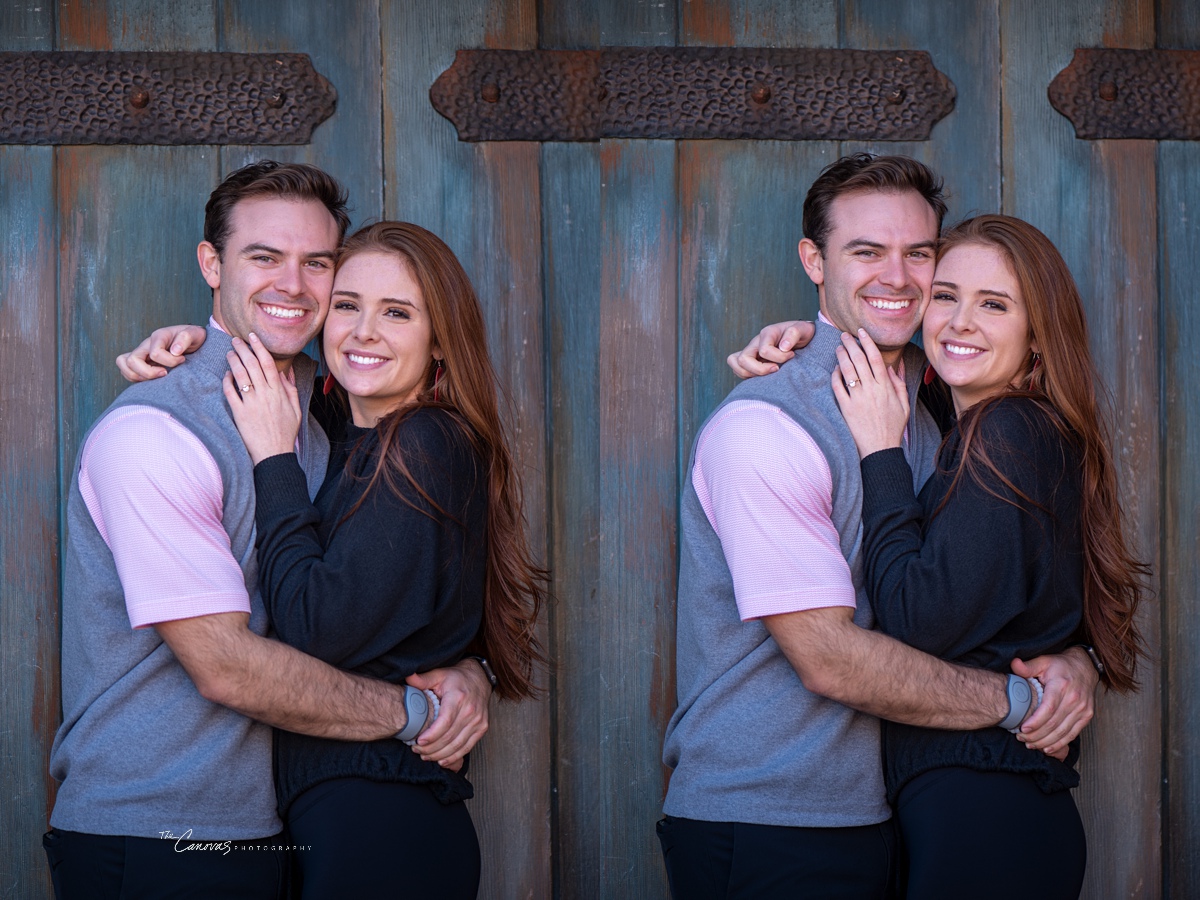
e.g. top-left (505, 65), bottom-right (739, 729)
top-left (433, 358), bottom-right (444, 402)
top-left (323, 372), bottom-right (336, 395)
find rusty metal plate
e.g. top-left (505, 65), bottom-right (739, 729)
top-left (430, 48), bottom-right (955, 142)
top-left (0, 52), bottom-right (336, 145)
top-left (1049, 48), bottom-right (1200, 140)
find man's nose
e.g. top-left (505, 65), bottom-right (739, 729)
top-left (274, 260), bottom-right (304, 295)
top-left (878, 253), bottom-right (909, 288)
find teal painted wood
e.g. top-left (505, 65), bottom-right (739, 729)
top-left (537, 12), bottom-right (605, 900)
top-left (219, 0), bottom-right (384, 229)
top-left (1159, 5), bottom-right (1200, 897)
top-left (541, 140), bottom-right (603, 896)
top-left (677, 0), bottom-right (837, 469)
top-left (0, 8), bottom-right (57, 898)
top-left (1000, 3), bottom-right (1161, 898)
top-left (1161, 140), bottom-right (1200, 900)
top-left (380, 4), bottom-right (552, 899)
top-left (542, 2), bottom-right (677, 895)
top-left (56, 2), bottom-right (219, 508)
top-left (842, 0), bottom-right (1001, 222)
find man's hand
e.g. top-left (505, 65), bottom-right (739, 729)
top-left (407, 659), bottom-right (492, 770)
top-left (116, 324), bottom-right (207, 382)
top-left (1012, 648), bottom-right (1099, 755)
top-left (726, 320), bottom-right (814, 379)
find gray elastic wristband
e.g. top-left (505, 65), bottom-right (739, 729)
top-left (395, 685), bottom-right (430, 744)
top-left (998, 674), bottom-right (1034, 731)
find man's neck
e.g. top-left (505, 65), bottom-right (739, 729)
top-left (209, 313), bottom-right (296, 374)
top-left (817, 310), bottom-right (906, 369)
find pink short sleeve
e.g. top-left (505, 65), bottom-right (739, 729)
top-left (692, 401), bottom-right (856, 620)
top-left (79, 406), bottom-right (252, 628)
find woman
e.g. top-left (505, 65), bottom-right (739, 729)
top-left (130, 222), bottom-right (545, 898)
top-left (830, 215), bottom-right (1147, 898)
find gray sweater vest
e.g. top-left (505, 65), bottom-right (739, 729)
top-left (662, 321), bottom-right (940, 827)
top-left (49, 326), bottom-right (328, 839)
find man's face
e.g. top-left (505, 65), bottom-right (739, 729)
top-left (798, 189), bottom-right (939, 358)
top-left (198, 196), bottom-right (340, 367)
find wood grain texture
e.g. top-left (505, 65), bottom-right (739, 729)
top-left (1, 9), bottom-right (57, 899)
top-left (678, 0), bottom-right (836, 467)
top-left (1159, 4), bottom-right (1200, 896)
top-left (842, 0), bottom-right (1001, 221)
top-left (219, 0), bottom-right (384, 228)
top-left (381, 3), bottom-right (551, 898)
top-left (1000, 3), bottom-right (1161, 898)
top-left (542, 4), bottom-right (677, 897)
top-left (56, 0), bottom-right (218, 519)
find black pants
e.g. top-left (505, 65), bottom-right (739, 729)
top-left (895, 767), bottom-right (1086, 900)
top-left (657, 814), bottom-right (897, 899)
top-left (42, 828), bottom-right (289, 899)
top-left (286, 777), bottom-right (480, 900)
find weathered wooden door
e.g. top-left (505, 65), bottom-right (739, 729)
top-left (3, 1), bottom-right (1198, 898)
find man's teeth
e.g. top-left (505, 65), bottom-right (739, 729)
top-left (348, 353), bottom-right (386, 365)
top-left (944, 344), bottom-right (980, 356)
top-left (262, 305), bottom-right (305, 319)
top-left (866, 298), bottom-right (910, 310)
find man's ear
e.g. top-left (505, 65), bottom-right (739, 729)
top-left (197, 242), bottom-right (221, 290)
top-left (798, 238), bottom-right (825, 286)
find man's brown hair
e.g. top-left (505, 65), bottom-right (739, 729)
top-left (203, 160), bottom-right (351, 258)
top-left (802, 153), bottom-right (947, 254)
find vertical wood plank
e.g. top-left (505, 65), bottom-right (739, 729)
top-left (380, 3), bottom-right (551, 898)
top-left (1, 9), bottom-right (57, 900)
top-left (678, 0), bottom-right (837, 468)
top-left (1001, 3), bottom-right (1161, 897)
top-left (842, 0), bottom-right (1001, 223)
top-left (219, 0), bottom-right (384, 228)
top-left (543, 3), bottom-right (678, 896)
top-left (56, 0), bottom-right (218, 496)
top-left (537, 8), bottom-right (602, 900)
top-left (1159, 4), bottom-right (1200, 897)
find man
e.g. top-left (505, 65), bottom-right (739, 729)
top-left (45, 162), bottom-right (492, 898)
top-left (659, 154), bottom-right (1098, 898)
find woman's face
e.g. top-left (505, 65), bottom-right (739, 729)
top-left (923, 243), bottom-right (1036, 414)
top-left (323, 251), bottom-right (437, 427)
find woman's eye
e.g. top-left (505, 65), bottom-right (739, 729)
top-left (384, 308), bottom-right (410, 319)
top-left (932, 291), bottom-right (955, 302)
top-left (333, 301), bottom-right (357, 311)
top-left (983, 299), bottom-right (1007, 311)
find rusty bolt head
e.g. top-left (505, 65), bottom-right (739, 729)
top-left (266, 91), bottom-right (286, 108)
top-left (130, 89), bottom-right (150, 109)
top-left (751, 85), bottom-right (771, 105)
top-left (481, 83), bottom-right (500, 103)
top-left (1099, 81), bottom-right (1117, 102)
top-left (885, 87), bottom-right (906, 104)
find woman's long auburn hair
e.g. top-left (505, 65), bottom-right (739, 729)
top-left (329, 221), bottom-right (546, 700)
top-left (932, 215), bottom-right (1148, 692)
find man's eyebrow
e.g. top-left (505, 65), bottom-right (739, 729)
top-left (239, 243), bottom-right (337, 260)
top-left (840, 238), bottom-right (936, 252)
top-left (842, 238), bottom-right (885, 251)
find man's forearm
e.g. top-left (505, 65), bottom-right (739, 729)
top-left (157, 613), bottom-right (409, 740)
top-left (765, 606), bottom-right (1008, 729)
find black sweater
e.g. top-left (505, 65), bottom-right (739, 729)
top-left (252, 405), bottom-right (487, 814)
top-left (859, 396), bottom-right (1086, 803)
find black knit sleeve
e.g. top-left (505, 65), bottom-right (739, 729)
top-left (860, 398), bottom-right (1078, 662)
top-left (252, 410), bottom-right (486, 672)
